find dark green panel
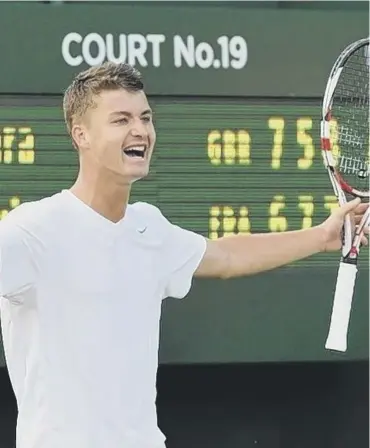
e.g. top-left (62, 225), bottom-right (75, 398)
top-left (159, 271), bottom-right (369, 364)
top-left (0, 96), bottom-right (368, 365)
top-left (0, 3), bottom-right (367, 95)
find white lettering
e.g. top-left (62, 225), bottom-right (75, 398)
top-left (195, 42), bottom-right (214, 69)
top-left (105, 33), bottom-right (127, 63)
top-left (128, 34), bottom-right (148, 67)
top-left (173, 35), bottom-right (195, 68)
top-left (61, 32), bottom-right (83, 67)
top-left (229, 36), bottom-right (248, 69)
top-left (62, 33), bottom-right (165, 68)
top-left (61, 33), bottom-right (248, 70)
top-left (146, 34), bottom-right (165, 67)
top-left (82, 33), bottom-right (106, 66)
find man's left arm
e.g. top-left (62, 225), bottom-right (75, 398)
top-left (195, 227), bottom-right (324, 279)
top-left (195, 199), bottom-right (368, 279)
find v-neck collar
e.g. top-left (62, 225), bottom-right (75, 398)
top-left (61, 189), bottom-right (132, 234)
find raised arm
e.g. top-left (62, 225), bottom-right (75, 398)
top-left (195, 199), bottom-right (368, 279)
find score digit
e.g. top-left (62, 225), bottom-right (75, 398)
top-left (324, 195), bottom-right (340, 214)
top-left (0, 127), bottom-right (35, 164)
top-left (18, 127), bottom-right (35, 164)
top-left (297, 118), bottom-right (315, 170)
top-left (298, 195), bottom-right (314, 229)
top-left (0, 127), bottom-right (16, 164)
top-left (269, 195), bottom-right (287, 232)
top-left (269, 118), bottom-right (284, 169)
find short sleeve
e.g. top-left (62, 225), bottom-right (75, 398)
top-left (0, 220), bottom-right (36, 300)
top-left (129, 202), bottom-right (207, 300)
top-left (161, 221), bottom-right (207, 300)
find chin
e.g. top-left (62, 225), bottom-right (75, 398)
top-left (125, 168), bottom-right (150, 183)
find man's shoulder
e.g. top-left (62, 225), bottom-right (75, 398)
top-left (128, 202), bottom-right (172, 240)
top-left (129, 201), bottom-right (172, 227)
top-left (130, 201), bottom-right (162, 218)
top-left (0, 192), bottom-right (66, 231)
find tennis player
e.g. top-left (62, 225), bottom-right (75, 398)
top-left (0, 62), bottom-right (368, 448)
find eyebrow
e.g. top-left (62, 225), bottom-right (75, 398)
top-left (109, 109), bottom-right (153, 118)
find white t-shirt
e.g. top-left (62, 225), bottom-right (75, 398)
top-left (0, 190), bottom-right (207, 448)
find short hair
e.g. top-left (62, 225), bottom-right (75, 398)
top-left (63, 62), bottom-right (144, 137)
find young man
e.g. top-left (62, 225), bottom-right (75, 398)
top-left (0, 62), bottom-right (368, 448)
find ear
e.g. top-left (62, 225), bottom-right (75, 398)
top-left (71, 123), bottom-right (89, 150)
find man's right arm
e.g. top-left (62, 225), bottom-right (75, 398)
top-left (0, 220), bottom-right (37, 301)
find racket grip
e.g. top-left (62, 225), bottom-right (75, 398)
top-left (325, 262), bottom-right (357, 352)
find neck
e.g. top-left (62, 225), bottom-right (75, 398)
top-left (70, 169), bottom-right (131, 223)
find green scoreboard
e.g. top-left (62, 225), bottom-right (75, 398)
top-left (0, 2), bottom-right (368, 365)
top-left (0, 96), bottom-right (368, 365)
top-left (0, 98), bottom-right (348, 268)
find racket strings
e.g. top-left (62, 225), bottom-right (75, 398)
top-left (332, 44), bottom-right (369, 193)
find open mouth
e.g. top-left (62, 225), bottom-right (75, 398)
top-left (122, 145), bottom-right (146, 159)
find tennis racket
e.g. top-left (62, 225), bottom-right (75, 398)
top-left (321, 37), bottom-right (370, 352)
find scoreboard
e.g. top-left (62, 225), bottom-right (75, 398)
top-left (0, 97), bottom-right (366, 269)
top-left (1, 95), bottom-right (369, 364)
top-left (0, 0), bottom-right (369, 363)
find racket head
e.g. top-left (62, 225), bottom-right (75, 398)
top-left (321, 37), bottom-right (370, 200)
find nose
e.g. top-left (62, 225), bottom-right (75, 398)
top-left (129, 118), bottom-right (148, 138)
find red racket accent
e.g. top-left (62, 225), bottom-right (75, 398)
top-left (336, 175), bottom-right (354, 194)
top-left (321, 137), bottom-right (331, 150)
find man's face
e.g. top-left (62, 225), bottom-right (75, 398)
top-left (73, 88), bottom-right (156, 183)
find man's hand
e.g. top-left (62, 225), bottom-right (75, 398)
top-left (319, 198), bottom-right (369, 252)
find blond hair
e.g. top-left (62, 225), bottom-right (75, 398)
top-left (63, 62), bottom-right (144, 140)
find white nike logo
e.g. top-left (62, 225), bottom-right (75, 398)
top-left (137, 226), bottom-right (147, 234)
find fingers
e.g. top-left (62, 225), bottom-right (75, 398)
top-left (354, 214), bottom-right (369, 225)
top-left (337, 197), bottom-right (361, 216)
top-left (339, 199), bottom-right (370, 247)
top-left (354, 202), bottom-right (370, 214)
top-left (355, 215), bottom-right (370, 229)
top-left (354, 202), bottom-right (370, 226)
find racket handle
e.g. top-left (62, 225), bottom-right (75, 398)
top-left (325, 262), bottom-right (357, 352)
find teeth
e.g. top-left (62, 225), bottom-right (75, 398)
top-left (123, 145), bottom-right (146, 158)
top-left (123, 145), bottom-right (145, 153)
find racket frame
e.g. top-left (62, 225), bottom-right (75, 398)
top-left (320, 37), bottom-right (370, 258)
top-left (320, 37), bottom-right (370, 352)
